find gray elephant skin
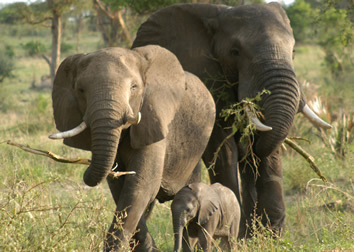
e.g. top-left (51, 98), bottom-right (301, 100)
top-left (50, 45), bottom-right (216, 251)
top-left (172, 182), bottom-right (240, 252)
top-left (133, 3), bottom-right (331, 237)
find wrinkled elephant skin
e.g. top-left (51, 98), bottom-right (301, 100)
top-left (133, 3), bottom-right (331, 237)
top-left (51, 45), bottom-right (215, 251)
top-left (171, 182), bottom-right (240, 252)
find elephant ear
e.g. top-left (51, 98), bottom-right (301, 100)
top-left (52, 54), bottom-right (92, 150)
top-left (129, 45), bottom-right (186, 149)
top-left (189, 183), bottom-right (220, 225)
top-left (132, 3), bottom-right (226, 79)
top-left (267, 2), bottom-right (292, 25)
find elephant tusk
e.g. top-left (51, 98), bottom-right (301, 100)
top-left (302, 104), bottom-right (332, 129)
top-left (127, 112), bottom-right (141, 125)
top-left (245, 107), bottom-right (272, 132)
top-left (48, 121), bottom-right (87, 139)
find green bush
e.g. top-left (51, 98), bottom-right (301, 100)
top-left (61, 42), bottom-right (73, 53)
top-left (316, 7), bottom-right (353, 76)
top-left (0, 46), bottom-right (15, 83)
top-left (21, 41), bottom-right (46, 56)
top-left (285, 0), bottom-right (317, 43)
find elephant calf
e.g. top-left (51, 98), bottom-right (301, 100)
top-left (171, 182), bottom-right (240, 252)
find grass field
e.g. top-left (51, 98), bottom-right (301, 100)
top-left (0, 25), bottom-right (353, 251)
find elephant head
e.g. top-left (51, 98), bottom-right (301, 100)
top-left (171, 183), bottom-right (219, 252)
top-left (50, 45), bottom-right (186, 187)
top-left (132, 3), bottom-right (331, 157)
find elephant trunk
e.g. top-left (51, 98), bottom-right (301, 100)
top-left (255, 67), bottom-right (300, 157)
top-left (83, 100), bottom-right (124, 187)
top-left (172, 208), bottom-right (186, 252)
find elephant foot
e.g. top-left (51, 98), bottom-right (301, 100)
top-left (131, 229), bottom-right (157, 252)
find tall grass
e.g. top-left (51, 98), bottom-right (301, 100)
top-left (0, 30), bottom-right (352, 251)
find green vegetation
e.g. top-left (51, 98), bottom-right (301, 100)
top-left (285, 0), bottom-right (353, 77)
top-left (22, 41), bottom-right (47, 56)
top-left (0, 0), bottom-right (353, 251)
top-left (0, 44), bottom-right (15, 83)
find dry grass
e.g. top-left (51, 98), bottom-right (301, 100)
top-left (0, 28), bottom-right (352, 251)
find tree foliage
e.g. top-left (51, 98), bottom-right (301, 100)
top-left (286, 0), bottom-right (353, 76)
top-left (315, 1), bottom-right (353, 76)
top-left (285, 0), bottom-right (316, 43)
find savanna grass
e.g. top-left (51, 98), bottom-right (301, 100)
top-left (0, 26), bottom-right (352, 251)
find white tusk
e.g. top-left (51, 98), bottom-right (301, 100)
top-left (245, 107), bottom-right (272, 132)
top-left (127, 112), bottom-right (141, 125)
top-left (302, 104), bottom-right (332, 129)
top-left (49, 121), bottom-right (87, 139)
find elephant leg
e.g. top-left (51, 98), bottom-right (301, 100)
top-left (105, 209), bottom-right (157, 251)
top-left (104, 179), bottom-right (160, 251)
top-left (131, 215), bottom-right (157, 252)
top-left (105, 143), bottom-right (165, 251)
top-left (218, 236), bottom-right (231, 251)
top-left (256, 150), bottom-right (285, 236)
top-left (105, 171), bottom-right (127, 250)
top-left (105, 208), bottom-right (129, 251)
top-left (198, 216), bottom-right (219, 252)
top-left (203, 124), bottom-right (240, 203)
top-left (238, 160), bottom-right (258, 238)
top-left (181, 228), bottom-right (193, 252)
top-left (197, 229), bottom-right (212, 252)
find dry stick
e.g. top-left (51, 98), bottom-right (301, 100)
top-left (207, 131), bottom-right (235, 175)
top-left (284, 138), bottom-right (327, 183)
top-left (6, 140), bottom-right (136, 178)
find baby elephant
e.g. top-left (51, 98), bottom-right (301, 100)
top-left (171, 182), bottom-right (240, 252)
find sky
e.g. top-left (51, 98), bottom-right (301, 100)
top-left (0, 0), bottom-right (295, 6)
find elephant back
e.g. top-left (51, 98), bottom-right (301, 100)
top-left (132, 3), bottom-right (226, 81)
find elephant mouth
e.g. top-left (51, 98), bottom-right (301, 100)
top-left (48, 113), bottom-right (142, 186)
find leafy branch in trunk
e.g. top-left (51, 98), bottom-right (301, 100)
top-left (210, 89), bottom-right (327, 182)
top-left (209, 89), bottom-right (270, 174)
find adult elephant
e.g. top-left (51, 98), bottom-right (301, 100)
top-left (49, 45), bottom-right (215, 251)
top-left (132, 3), bottom-right (331, 237)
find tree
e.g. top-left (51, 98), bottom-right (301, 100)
top-left (285, 0), bottom-right (317, 43)
top-left (93, 0), bottom-right (196, 47)
top-left (93, 0), bottom-right (132, 47)
top-left (2, 0), bottom-right (82, 84)
top-left (67, 0), bottom-right (93, 52)
top-left (315, 0), bottom-right (353, 76)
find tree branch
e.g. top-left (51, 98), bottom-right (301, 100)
top-left (5, 140), bottom-right (135, 178)
top-left (93, 0), bottom-right (114, 20)
top-left (42, 54), bottom-right (51, 68)
top-left (284, 138), bottom-right (327, 183)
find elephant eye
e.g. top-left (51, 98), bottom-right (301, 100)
top-left (131, 83), bottom-right (138, 91)
top-left (230, 48), bottom-right (240, 57)
top-left (78, 88), bottom-right (84, 93)
top-left (292, 49), bottom-right (296, 59)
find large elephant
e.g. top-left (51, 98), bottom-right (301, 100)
top-left (50, 45), bottom-right (215, 251)
top-left (132, 3), bottom-right (331, 237)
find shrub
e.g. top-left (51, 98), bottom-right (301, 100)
top-left (0, 46), bottom-right (15, 83)
top-left (316, 6), bottom-right (353, 77)
top-left (21, 41), bottom-right (46, 56)
top-left (61, 42), bottom-right (73, 53)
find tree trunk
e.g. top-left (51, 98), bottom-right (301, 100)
top-left (93, 0), bottom-right (132, 47)
top-left (116, 10), bottom-right (132, 45)
top-left (75, 15), bottom-right (83, 52)
top-left (50, 10), bottom-right (61, 85)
